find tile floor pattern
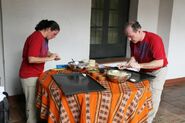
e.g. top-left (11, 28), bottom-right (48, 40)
top-left (153, 83), bottom-right (185, 123)
top-left (9, 83), bottom-right (185, 123)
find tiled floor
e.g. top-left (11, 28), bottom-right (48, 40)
top-left (9, 83), bottom-right (185, 123)
top-left (8, 96), bottom-right (26, 123)
top-left (153, 83), bottom-right (185, 123)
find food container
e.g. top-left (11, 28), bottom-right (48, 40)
top-left (68, 61), bottom-right (78, 70)
top-left (106, 70), bottom-right (131, 83)
top-left (88, 59), bottom-right (96, 67)
top-left (68, 60), bottom-right (88, 70)
top-left (56, 64), bottom-right (68, 69)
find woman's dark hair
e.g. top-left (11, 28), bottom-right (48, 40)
top-left (35, 19), bottom-right (60, 31)
top-left (124, 20), bottom-right (141, 32)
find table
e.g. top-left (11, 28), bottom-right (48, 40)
top-left (36, 69), bottom-right (152, 123)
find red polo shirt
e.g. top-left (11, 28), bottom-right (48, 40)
top-left (130, 31), bottom-right (168, 72)
top-left (19, 31), bottom-right (48, 78)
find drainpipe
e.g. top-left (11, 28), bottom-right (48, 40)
top-left (0, 0), bottom-right (6, 90)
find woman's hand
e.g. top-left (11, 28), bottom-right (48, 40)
top-left (49, 53), bottom-right (61, 61)
top-left (54, 54), bottom-right (61, 60)
top-left (48, 53), bottom-right (57, 60)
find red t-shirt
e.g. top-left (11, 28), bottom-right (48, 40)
top-left (130, 31), bottom-right (168, 72)
top-left (19, 31), bottom-right (49, 78)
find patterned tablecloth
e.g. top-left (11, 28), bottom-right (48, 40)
top-left (36, 69), bottom-right (152, 123)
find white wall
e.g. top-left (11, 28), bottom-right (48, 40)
top-left (157, 0), bottom-right (173, 56)
top-left (167, 0), bottom-right (185, 79)
top-left (137, 0), bottom-right (160, 33)
top-left (1, 0), bottom-right (91, 95)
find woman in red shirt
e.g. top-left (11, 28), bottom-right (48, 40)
top-left (19, 19), bottom-right (60, 123)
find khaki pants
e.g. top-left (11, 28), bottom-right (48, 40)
top-left (21, 77), bottom-right (38, 123)
top-left (147, 67), bottom-right (168, 123)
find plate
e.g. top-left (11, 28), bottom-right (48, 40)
top-left (123, 69), bottom-right (156, 83)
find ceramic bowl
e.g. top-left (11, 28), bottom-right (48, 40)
top-left (106, 70), bottom-right (131, 83)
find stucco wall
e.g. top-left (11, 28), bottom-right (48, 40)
top-left (167, 0), bottom-right (185, 79)
top-left (1, 0), bottom-right (91, 95)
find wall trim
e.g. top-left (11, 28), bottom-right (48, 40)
top-left (165, 77), bottom-right (185, 86)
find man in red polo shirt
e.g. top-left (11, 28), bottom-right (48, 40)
top-left (123, 20), bottom-right (168, 123)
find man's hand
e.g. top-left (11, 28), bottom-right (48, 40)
top-left (125, 57), bottom-right (141, 71)
top-left (117, 61), bottom-right (128, 70)
top-left (126, 57), bottom-right (136, 67)
top-left (129, 62), bottom-right (141, 69)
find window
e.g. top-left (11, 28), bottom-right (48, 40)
top-left (90, 0), bottom-right (129, 59)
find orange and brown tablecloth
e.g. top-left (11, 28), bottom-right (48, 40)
top-left (36, 69), bottom-right (152, 123)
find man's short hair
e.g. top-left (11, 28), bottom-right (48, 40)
top-left (124, 20), bottom-right (142, 32)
